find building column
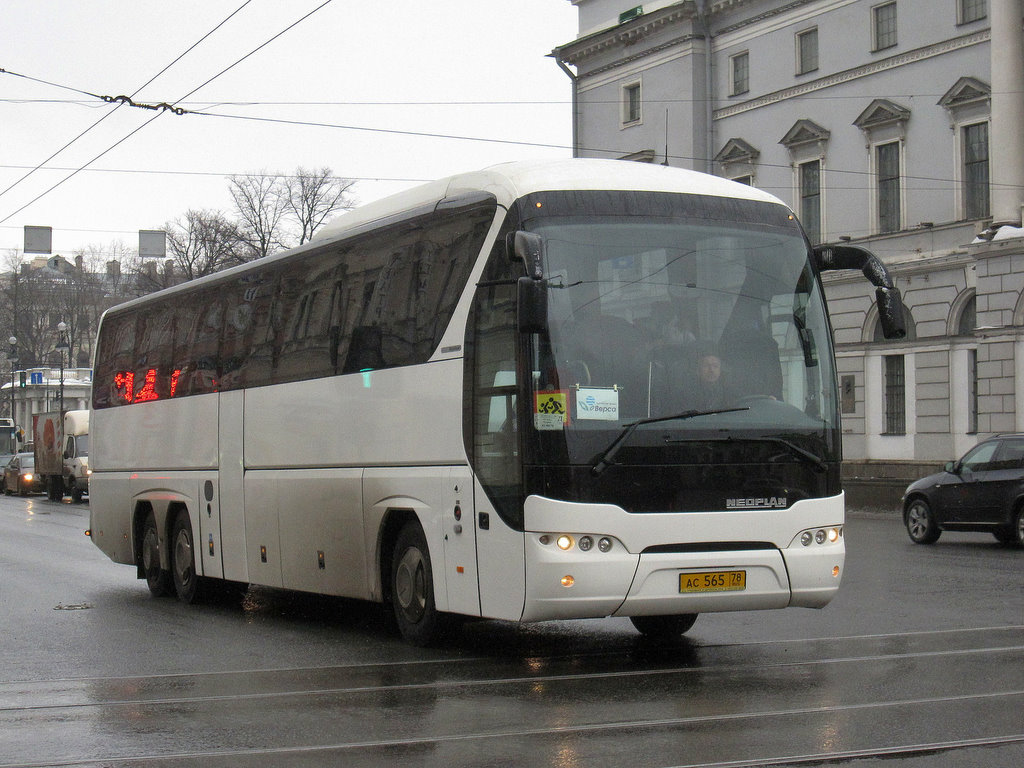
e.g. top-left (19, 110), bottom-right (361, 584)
top-left (990, 0), bottom-right (1024, 226)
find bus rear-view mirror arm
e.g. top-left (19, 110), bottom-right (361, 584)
top-left (814, 243), bottom-right (907, 340)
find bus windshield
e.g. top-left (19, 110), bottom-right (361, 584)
top-left (513, 191), bottom-right (839, 510)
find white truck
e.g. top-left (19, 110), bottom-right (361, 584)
top-left (32, 409), bottom-right (90, 502)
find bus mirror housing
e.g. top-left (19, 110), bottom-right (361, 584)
top-left (511, 231), bottom-right (545, 280)
top-left (813, 243), bottom-right (907, 340)
top-left (517, 276), bottom-right (548, 334)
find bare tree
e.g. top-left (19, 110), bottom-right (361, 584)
top-left (229, 171), bottom-right (289, 259)
top-left (283, 167), bottom-right (357, 245)
top-left (162, 209), bottom-right (250, 282)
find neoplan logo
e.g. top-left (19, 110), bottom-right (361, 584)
top-left (726, 497), bottom-right (788, 509)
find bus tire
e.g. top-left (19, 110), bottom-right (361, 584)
top-left (391, 522), bottom-right (443, 646)
top-left (141, 511), bottom-right (173, 597)
top-left (630, 613), bottom-right (698, 638)
top-left (170, 510), bottom-right (205, 604)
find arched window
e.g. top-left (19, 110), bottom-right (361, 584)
top-left (956, 294), bottom-right (976, 336)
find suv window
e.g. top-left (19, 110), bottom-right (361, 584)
top-left (961, 441), bottom-right (998, 472)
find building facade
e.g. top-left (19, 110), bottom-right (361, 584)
top-left (554, 0), bottom-right (1024, 492)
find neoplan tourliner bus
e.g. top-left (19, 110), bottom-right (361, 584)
top-left (89, 159), bottom-right (905, 645)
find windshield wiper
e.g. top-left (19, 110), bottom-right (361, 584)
top-left (592, 407), bottom-right (749, 476)
top-left (662, 434), bottom-right (829, 472)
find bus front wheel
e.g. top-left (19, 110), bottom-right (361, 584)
top-left (630, 614), bottom-right (699, 638)
top-left (391, 522), bottom-right (443, 646)
top-left (170, 510), bottom-right (205, 604)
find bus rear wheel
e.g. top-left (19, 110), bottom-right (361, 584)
top-left (630, 614), bottom-right (699, 638)
top-left (391, 522), bottom-right (444, 646)
top-left (170, 510), bottom-right (205, 604)
top-left (141, 511), bottom-right (173, 597)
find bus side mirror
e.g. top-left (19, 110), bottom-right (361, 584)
top-left (517, 276), bottom-right (548, 334)
top-left (510, 231), bottom-right (544, 280)
top-left (814, 243), bottom-right (907, 340)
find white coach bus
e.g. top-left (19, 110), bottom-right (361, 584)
top-left (89, 159), bottom-right (905, 645)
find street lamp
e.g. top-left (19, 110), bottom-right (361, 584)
top-left (6, 336), bottom-right (17, 427)
top-left (56, 322), bottom-right (69, 416)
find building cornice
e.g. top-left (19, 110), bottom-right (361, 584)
top-left (714, 29), bottom-right (989, 120)
top-left (554, 2), bottom-right (696, 67)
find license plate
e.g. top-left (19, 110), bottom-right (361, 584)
top-left (679, 570), bottom-right (746, 593)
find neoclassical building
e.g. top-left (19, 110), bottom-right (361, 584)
top-left (554, 0), bottom-right (1024, 494)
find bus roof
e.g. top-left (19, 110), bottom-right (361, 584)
top-left (99, 159), bottom-right (792, 319)
top-left (314, 158), bottom-right (788, 242)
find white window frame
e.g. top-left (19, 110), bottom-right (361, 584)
top-left (958, 0), bottom-right (987, 25)
top-left (871, 2), bottom-right (897, 52)
top-left (796, 27), bottom-right (818, 75)
top-left (866, 130), bottom-right (906, 235)
top-left (950, 116), bottom-right (990, 221)
top-left (621, 80), bottom-right (642, 127)
top-left (730, 51), bottom-right (749, 96)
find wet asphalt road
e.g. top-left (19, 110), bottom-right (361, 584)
top-left (0, 494), bottom-right (1021, 767)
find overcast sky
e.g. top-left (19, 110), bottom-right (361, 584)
top-left (0, 0), bottom-right (579, 260)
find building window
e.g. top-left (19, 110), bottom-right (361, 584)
top-left (731, 52), bottom-right (749, 96)
top-left (883, 354), bottom-right (906, 435)
top-left (959, 0), bottom-right (987, 24)
top-left (877, 141), bottom-right (901, 233)
top-left (622, 82), bottom-right (641, 125)
top-left (963, 122), bottom-right (990, 219)
top-left (967, 348), bottom-right (978, 434)
top-left (799, 160), bottom-right (821, 244)
top-left (872, 2), bottom-right (897, 51)
top-left (796, 28), bottom-right (818, 75)
top-left (731, 175), bottom-right (753, 186)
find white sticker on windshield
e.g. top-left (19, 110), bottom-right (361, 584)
top-left (576, 387), bottom-right (619, 420)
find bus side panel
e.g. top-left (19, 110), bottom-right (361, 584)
top-left (254, 468), bottom-right (366, 597)
top-left (91, 396), bottom-right (218, 472)
top-left (217, 391), bottom-right (247, 584)
top-left (242, 471), bottom-right (285, 589)
top-left (362, 467), bottom-right (480, 615)
top-left (88, 470), bottom-right (135, 565)
top-left (242, 361), bottom-right (465, 470)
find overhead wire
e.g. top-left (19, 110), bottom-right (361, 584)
top-left (0, 0), bottom-right (334, 227)
top-left (0, 0), bottom-right (254, 204)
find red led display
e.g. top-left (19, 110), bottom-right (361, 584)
top-left (112, 368), bottom-right (183, 405)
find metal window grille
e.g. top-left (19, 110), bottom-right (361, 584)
top-left (624, 84), bottom-right (641, 124)
top-left (883, 354), bottom-right (905, 435)
top-left (877, 142), bottom-right (901, 233)
top-left (968, 349), bottom-right (978, 434)
top-left (800, 160), bottom-right (821, 244)
top-left (963, 123), bottom-right (990, 219)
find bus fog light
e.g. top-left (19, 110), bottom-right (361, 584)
top-left (560, 575), bottom-right (575, 587)
top-left (597, 537), bottom-right (612, 552)
top-left (556, 535), bottom-right (574, 551)
top-left (578, 535), bottom-right (593, 551)
top-left (814, 530), bottom-right (827, 545)
top-left (828, 528), bottom-right (839, 543)
top-left (800, 531), bottom-right (813, 547)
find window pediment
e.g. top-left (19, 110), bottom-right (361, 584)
top-left (853, 99), bottom-right (911, 130)
top-left (938, 77), bottom-right (990, 109)
top-left (779, 119), bottom-right (830, 149)
top-left (715, 138), bottom-right (760, 164)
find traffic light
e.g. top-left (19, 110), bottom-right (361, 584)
top-left (18, 371), bottom-right (25, 388)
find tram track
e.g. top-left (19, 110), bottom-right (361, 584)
top-left (1, 626), bottom-right (1022, 768)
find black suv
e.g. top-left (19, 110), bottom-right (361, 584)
top-left (902, 434), bottom-right (1024, 546)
